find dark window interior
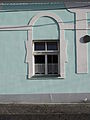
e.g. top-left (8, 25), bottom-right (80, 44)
top-left (34, 42), bottom-right (45, 51)
top-left (47, 42), bottom-right (58, 50)
top-left (47, 55), bottom-right (58, 74)
top-left (35, 55), bottom-right (45, 64)
top-left (47, 55), bottom-right (58, 63)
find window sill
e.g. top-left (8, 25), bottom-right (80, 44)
top-left (28, 75), bottom-right (64, 80)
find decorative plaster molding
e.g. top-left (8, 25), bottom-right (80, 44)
top-left (26, 12), bottom-right (67, 78)
top-left (65, 2), bottom-right (90, 12)
top-left (65, 2), bottom-right (89, 74)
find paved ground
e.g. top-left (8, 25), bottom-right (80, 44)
top-left (0, 104), bottom-right (90, 120)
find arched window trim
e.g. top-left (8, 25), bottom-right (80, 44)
top-left (26, 12), bottom-right (67, 78)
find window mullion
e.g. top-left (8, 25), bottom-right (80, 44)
top-left (45, 42), bottom-right (47, 75)
top-left (45, 54), bottom-right (47, 75)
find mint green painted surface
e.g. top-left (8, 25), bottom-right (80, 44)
top-left (0, 4), bottom-right (90, 94)
top-left (33, 17), bottom-right (58, 40)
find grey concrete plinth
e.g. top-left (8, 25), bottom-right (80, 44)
top-left (0, 104), bottom-right (90, 120)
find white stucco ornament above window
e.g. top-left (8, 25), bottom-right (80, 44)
top-left (26, 12), bottom-right (67, 79)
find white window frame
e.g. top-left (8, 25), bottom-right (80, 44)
top-left (33, 40), bottom-right (59, 76)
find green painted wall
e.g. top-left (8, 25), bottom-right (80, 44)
top-left (0, 3), bottom-right (90, 94)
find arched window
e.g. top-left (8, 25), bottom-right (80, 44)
top-left (26, 12), bottom-right (67, 79)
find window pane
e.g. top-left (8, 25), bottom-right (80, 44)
top-left (35, 55), bottom-right (45, 64)
top-left (34, 42), bottom-right (45, 51)
top-left (47, 42), bottom-right (58, 50)
top-left (47, 55), bottom-right (58, 63)
top-left (53, 55), bottom-right (58, 63)
top-left (35, 55), bottom-right (45, 74)
top-left (47, 55), bottom-right (58, 74)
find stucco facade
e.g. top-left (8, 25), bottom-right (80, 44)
top-left (0, 0), bottom-right (90, 103)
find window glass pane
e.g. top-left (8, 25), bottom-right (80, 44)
top-left (47, 42), bottom-right (58, 50)
top-left (47, 55), bottom-right (58, 74)
top-left (53, 55), bottom-right (58, 63)
top-left (35, 55), bottom-right (45, 74)
top-left (47, 55), bottom-right (58, 63)
top-left (47, 55), bottom-right (52, 63)
top-left (34, 42), bottom-right (45, 51)
top-left (35, 55), bottom-right (45, 64)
